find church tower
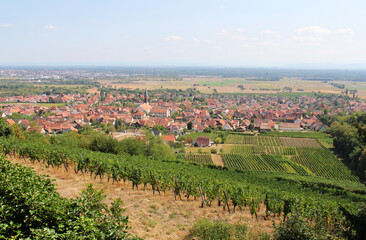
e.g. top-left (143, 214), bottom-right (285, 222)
top-left (144, 89), bottom-right (149, 104)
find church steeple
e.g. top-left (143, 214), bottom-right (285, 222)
top-left (144, 89), bottom-right (149, 104)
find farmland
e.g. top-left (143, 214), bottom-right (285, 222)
top-left (2, 123), bottom-right (366, 239)
top-left (183, 134), bottom-right (357, 182)
top-left (220, 135), bottom-right (357, 181)
top-left (185, 153), bottom-right (213, 165)
top-left (99, 77), bottom-right (366, 99)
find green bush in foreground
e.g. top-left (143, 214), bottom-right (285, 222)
top-left (0, 157), bottom-right (140, 240)
top-left (188, 219), bottom-right (247, 240)
top-left (273, 202), bottom-right (348, 240)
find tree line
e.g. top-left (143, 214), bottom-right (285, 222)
top-left (321, 111), bottom-right (366, 180)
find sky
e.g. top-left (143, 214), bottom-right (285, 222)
top-left (0, 0), bottom-right (366, 67)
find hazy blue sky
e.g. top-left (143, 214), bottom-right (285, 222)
top-left (1, 0), bottom-right (365, 66)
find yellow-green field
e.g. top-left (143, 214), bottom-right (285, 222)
top-left (185, 147), bottom-right (212, 153)
top-left (0, 102), bottom-right (66, 107)
top-left (99, 77), bottom-right (366, 99)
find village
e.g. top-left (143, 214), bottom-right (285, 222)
top-left (1, 88), bottom-right (365, 146)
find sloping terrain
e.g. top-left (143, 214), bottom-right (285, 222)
top-left (7, 156), bottom-right (274, 240)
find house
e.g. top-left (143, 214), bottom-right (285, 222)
top-left (279, 122), bottom-right (302, 131)
top-left (253, 118), bottom-right (264, 129)
top-left (240, 119), bottom-right (251, 128)
top-left (150, 108), bottom-right (170, 118)
top-left (133, 109), bottom-right (146, 120)
top-left (259, 123), bottom-right (272, 132)
top-left (135, 103), bottom-right (152, 114)
top-left (194, 125), bottom-right (206, 132)
top-left (26, 126), bottom-right (46, 134)
top-left (193, 136), bottom-right (211, 147)
top-left (310, 121), bottom-right (328, 132)
top-left (50, 106), bottom-right (60, 113)
top-left (162, 135), bottom-right (175, 142)
top-left (223, 123), bottom-right (233, 130)
top-left (152, 130), bottom-right (162, 136)
top-left (6, 119), bottom-right (15, 126)
top-left (237, 126), bottom-right (246, 132)
top-left (169, 122), bottom-right (186, 135)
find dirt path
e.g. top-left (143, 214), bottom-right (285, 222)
top-left (7, 156), bottom-right (275, 240)
top-left (211, 154), bottom-right (224, 167)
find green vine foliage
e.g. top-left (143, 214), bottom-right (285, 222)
top-left (0, 157), bottom-right (140, 240)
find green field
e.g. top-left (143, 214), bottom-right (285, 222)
top-left (0, 102), bottom-right (67, 107)
top-left (221, 135), bottom-right (357, 181)
top-left (185, 152), bottom-right (213, 165)
top-left (177, 132), bottom-right (220, 142)
top-left (198, 78), bottom-right (239, 87)
top-left (259, 131), bottom-right (330, 139)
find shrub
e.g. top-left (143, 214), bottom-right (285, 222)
top-left (189, 219), bottom-right (247, 240)
top-left (190, 219), bottom-right (234, 240)
top-left (215, 137), bottom-right (222, 144)
top-left (273, 206), bottom-right (346, 240)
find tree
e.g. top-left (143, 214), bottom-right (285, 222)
top-left (357, 147), bottom-right (366, 180)
top-left (79, 124), bottom-right (93, 134)
top-left (10, 124), bottom-right (24, 140)
top-left (179, 104), bottom-right (186, 111)
top-left (204, 127), bottom-right (212, 133)
top-left (152, 124), bottom-right (167, 133)
top-left (171, 111), bottom-right (179, 120)
top-left (115, 119), bottom-right (123, 130)
top-left (0, 118), bottom-right (11, 137)
top-left (187, 122), bottom-right (193, 130)
top-left (88, 134), bottom-right (120, 154)
top-left (148, 138), bottom-right (175, 161)
top-left (237, 85), bottom-right (245, 90)
top-left (119, 137), bottom-right (148, 156)
top-left (214, 137), bottom-right (222, 144)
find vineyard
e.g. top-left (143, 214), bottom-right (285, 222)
top-left (185, 153), bottom-right (213, 165)
top-left (223, 135), bottom-right (357, 181)
top-left (226, 135), bottom-right (321, 148)
top-left (1, 135), bottom-right (365, 239)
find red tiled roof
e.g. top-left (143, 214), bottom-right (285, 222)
top-left (6, 119), bottom-right (15, 125)
top-left (163, 135), bottom-right (175, 142)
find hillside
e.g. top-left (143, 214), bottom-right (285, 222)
top-left (1, 131), bottom-right (366, 239)
top-left (6, 156), bottom-right (274, 240)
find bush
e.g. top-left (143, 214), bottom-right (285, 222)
top-left (211, 149), bottom-right (217, 154)
top-left (189, 219), bottom-right (247, 240)
top-left (88, 134), bottom-right (120, 154)
top-left (273, 207), bottom-right (346, 240)
top-left (0, 158), bottom-right (140, 239)
top-left (214, 137), bottom-right (222, 144)
top-left (234, 223), bottom-right (247, 239)
top-left (189, 219), bottom-right (234, 240)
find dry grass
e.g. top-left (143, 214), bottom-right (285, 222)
top-left (86, 87), bottom-right (100, 94)
top-left (8, 156), bottom-right (276, 240)
top-left (211, 154), bottom-right (224, 167)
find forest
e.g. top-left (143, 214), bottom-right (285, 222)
top-left (321, 111), bottom-right (366, 180)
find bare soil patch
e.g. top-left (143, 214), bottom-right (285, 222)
top-left (211, 154), bottom-right (224, 167)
